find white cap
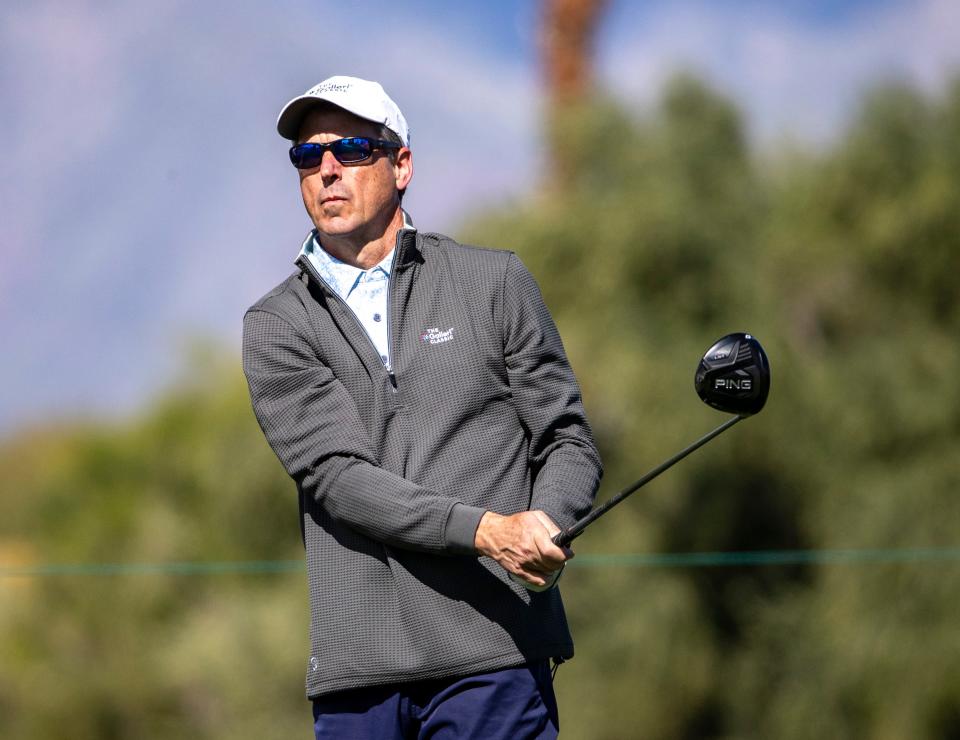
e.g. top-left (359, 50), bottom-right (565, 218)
top-left (276, 75), bottom-right (410, 146)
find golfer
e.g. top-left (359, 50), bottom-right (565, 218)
top-left (242, 75), bottom-right (602, 739)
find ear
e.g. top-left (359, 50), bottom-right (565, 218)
top-left (393, 147), bottom-right (414, 191)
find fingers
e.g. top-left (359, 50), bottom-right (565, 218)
top-left (513, 510), bottom-right (566, 572)
top-left (509, 567), bottom-right (563, 592)
top-left (531, 510), bottom-right (574, 561)
top-left (531, 510), bottom-right (560, 538)
top-left (474, 510), bottom-right (571, 585)
top-left (514, 568), bottom-right (550, 588)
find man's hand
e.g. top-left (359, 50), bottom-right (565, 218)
top-left (474, 510), bottom-right (573, 588)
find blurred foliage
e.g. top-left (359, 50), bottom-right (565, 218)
top-left (0, 354), bottom-right (307, 739)
top-left (3, 74), bottom-right (960, 738)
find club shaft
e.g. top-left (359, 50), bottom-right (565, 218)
top-left (554, 415), bottom-right (744, 547)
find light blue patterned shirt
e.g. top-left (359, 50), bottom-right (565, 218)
top-left (299, 213), bottom-right (414, 370)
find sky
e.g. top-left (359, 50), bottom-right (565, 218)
top-left (2, 0), bottom-right (959, 434)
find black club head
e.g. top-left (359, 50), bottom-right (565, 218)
top-left (694, 333), bottom-right (770, 416)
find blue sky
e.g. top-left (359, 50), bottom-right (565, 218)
top-left (2, 0), bottom-right (958, 433)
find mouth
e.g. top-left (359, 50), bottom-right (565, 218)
top-left (321, 195), bottom-right (347, 205)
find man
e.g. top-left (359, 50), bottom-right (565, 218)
top-left (242, 75), bottom-right (602, 739)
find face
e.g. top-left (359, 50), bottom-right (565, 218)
top-left (295, 107), bottom-right (413, 243)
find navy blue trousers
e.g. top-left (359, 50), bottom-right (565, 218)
top-left (311, 660), bottom-right (559, 739)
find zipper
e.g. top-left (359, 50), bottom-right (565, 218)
top-left (384, 239), bottom-right (401, 390)
top-left (296, 254), bottom-right (398, 392)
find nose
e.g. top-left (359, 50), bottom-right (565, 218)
top-left (319, 148), bottom-right (341, 185)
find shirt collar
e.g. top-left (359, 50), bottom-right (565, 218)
top-left (298, 211), bottom-right (415, 296)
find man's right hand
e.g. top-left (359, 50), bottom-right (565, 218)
top-left (474, 510), bottom-right (572, 588)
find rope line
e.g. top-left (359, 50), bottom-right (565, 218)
top-left (4, 547), bottom-right (960, 579)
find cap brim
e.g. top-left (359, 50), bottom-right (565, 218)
top-left (276, 96), bottom-right (339, 140)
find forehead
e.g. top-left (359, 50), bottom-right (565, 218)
top-left (296, 105), bottom-right (380, 143)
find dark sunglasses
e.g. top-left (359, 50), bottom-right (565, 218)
top-left (289, 137), bottom-right (401, 168)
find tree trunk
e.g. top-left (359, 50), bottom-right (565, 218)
top-left (540, 0), bottom-right (609, 186)
top-left (541, 0), bottom-right (608, 102)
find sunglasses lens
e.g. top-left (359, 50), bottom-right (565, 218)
top-left (290, 145), bottom-right (322, 169)
top-left (333, 138), bottom-right (373, 163)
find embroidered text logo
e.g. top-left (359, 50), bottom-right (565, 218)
top-left (421, 327), bottom-right (455, 345)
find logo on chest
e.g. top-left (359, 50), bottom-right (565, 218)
top-left (420, 326), bottom-right (455, 345)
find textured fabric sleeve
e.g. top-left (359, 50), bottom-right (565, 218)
top-left (242, 307), bottom-right (483, 554)
top-left (501, 254), bottom-right (603, 529)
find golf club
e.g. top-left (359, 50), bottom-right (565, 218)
top-left (554, 332), bottom-right (770, 547)
top-left (511, 333), bottom-right (770, 591)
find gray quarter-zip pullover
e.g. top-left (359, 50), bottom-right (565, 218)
top-left (242, 228), bottom-right (602, 698)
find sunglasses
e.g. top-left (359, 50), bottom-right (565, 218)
top-left (289, 137), bottom-right (401, 168)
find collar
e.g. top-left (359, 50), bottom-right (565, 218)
top-left (296, 210), bottom-right (420, 277)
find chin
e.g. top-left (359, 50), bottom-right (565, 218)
top-left (315, 216), bottom-right (358, 236)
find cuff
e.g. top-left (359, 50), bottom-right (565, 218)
top-left (443, 503), bottom-right (487, 554)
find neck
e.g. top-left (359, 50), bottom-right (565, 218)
top-left (318, 208), bottom-right (404, 269)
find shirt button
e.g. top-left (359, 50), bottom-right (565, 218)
top-left (373, 313), bottom-right (382, 322)
top-left (381, 354), bottom-right (388, 363)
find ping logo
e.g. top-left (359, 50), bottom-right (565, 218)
top-left (421, 327), bottom-right (455, 345)
top-left (715, 377), bottom-right (752, 391)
